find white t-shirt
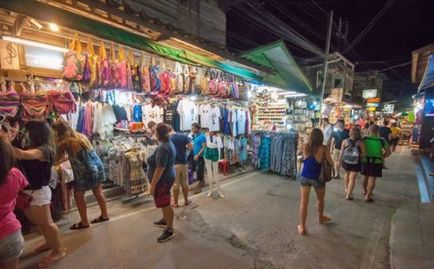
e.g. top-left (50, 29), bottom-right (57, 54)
top-left (231, 109), bottom-right (238, 136)
top-left (177, 99), bottom-right (198, 131)
top-left (142, 104), bottom-right (164, 127)
top-left (237, 110), bottom-right (246, 135)
top-left (323, 124), bottom-right (333, 146)
top-left (199, 104), bottom-right (211, 128)
top-left (208, 106), bottom-right (221, 132)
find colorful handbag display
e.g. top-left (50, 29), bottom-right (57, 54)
top-left (63, 33), bottom-right (85, 81)
top-left (98, 42), bottom-right (111, 87)
top-left (140, 53), bottom-right (151, 93)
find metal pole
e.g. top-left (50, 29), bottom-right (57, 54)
top-left (319, 10), bottom-right (334, 125)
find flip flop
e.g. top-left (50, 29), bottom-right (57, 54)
top-left (185, 200), bottom-right (192, 206)
top-left (31, 244), bottom-right (51, 255)
top-left (297, 225), bottom-right (307, 235)
top-left (346, 196), bottom-right (354, 201)
top-left (38, 252), bottom-right (66, 268)
top-left (365, 197), bottom-right (375, 203)
top-left (70, 222), bottom-right (89, 230)
top-left (171, 203), bottom-right (179, 208)
top-left (90, 216), bottom-right (110, 224)
top-left (319, 215), bottom-right (332, 224)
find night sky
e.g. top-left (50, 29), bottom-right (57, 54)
top-left (226, 0), bottom-right (434, 98)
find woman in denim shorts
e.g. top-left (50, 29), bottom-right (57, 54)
top-left (0, 135), bottom-right (28, 269)
top-left (298, 128), bottom-right (334, 235)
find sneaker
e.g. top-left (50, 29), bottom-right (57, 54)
top-left (157, 229), bottom-right (175, 243)
top-left (153, 219), bottom-right (167, 228)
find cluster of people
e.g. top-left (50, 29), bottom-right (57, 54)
top-left (297, 118), bottom-right (393, 235)
top-left (0, 120), bottom-right (110, 268)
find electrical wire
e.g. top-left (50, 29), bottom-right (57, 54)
top-left (344, 0), bottom-right (394, 53)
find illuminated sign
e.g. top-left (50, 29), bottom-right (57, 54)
top-left (366, 103), bottom-right (379, 108)
top-left (363, 89), bottom-right (378, 99)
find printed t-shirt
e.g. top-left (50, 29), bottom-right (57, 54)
top-left (0, 168), bottom-right (28, 240)
top-left (209, 106), bottom-right (221, 132)
top-left (170, 133), bottom-right (191, 165)
top-left (199, 104), bottom-right (211, 128)
top-left (142, 104), bottom-right (164, 127)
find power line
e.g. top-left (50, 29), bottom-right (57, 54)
top-left (344, 0), bottom-right (394, 53)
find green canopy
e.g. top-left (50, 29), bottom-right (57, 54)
top-left (241, 41), bottom-right (313, 92)
top-left (0, 0), bottom-right (262, 81)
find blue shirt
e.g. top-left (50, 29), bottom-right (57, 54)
top-left (192, 132), bottom-right (206, 156)
top-left (147, 141), bottom-right (176, 184)
top-left (170, 133), bottom-right (191, 165)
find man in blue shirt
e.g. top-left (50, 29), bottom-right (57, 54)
top-left (191, 123), bottom-right (206, 192)
top-left (169, 127), bottom-right (193, 207)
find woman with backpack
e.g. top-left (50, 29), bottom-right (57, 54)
top-left (298, 128), bottom-right (334, 235)
top-left (339, 126), bottom-right (365, 200)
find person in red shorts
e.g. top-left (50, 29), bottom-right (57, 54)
top-left (147, 123), bottom-right (177, 243)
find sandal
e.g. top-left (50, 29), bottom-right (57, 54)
top-left (171, 203), bottom-right (179, 208)
top-left (346, 196), bottom-right (354, 201)
top-left (90, 216), bottom-right (110, 224)
top-left (185, 200), bottom-right (192, 206)
top-left (70, 222), bottom-right (89, 230)
top-left (38, 251), bottom-right (66, 268)
top-left (297, 225), bottom-right (307, 235)
top-left (319, 215), bottom-right (332, 224)
top-left (365, 197), bottom-right (375, 203)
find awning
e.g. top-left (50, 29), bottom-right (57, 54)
top-left (0, 0), bottom-right (263, 81)
top-left (240, 41), bottom-right (313, 92)
top-left (418, 54), bottom-right (434, 92)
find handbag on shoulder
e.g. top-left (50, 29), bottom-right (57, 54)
top-left (319, 148), bottom-right (333, 183)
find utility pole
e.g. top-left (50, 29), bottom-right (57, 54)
top-left (319, 10), bottom-right (334, 125)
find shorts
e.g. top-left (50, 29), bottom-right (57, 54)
top-left (174, 165), bottom-right (188, 191)
top-left (0, 230), bottom-right (24, 263)
top-left (23, 186), bottom-right (51, 206)
top-left (300, 176), bottom-right (325, 189)
top-left (390, 138), bottom-right (399, 146)
top-left (342, 162), bottom-right (361, 172)
top-left (333, 149), bottom-right (341, 161)
top-left (154, 180), bottom-right (175, 208)
top-left (361, 163), bottom-right (383, 178)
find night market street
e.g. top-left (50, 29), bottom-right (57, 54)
top-left (19, 147), bottom-right (434, 269)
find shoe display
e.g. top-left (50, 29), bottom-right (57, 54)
top-left (157, 229), bottom-right (175, 243)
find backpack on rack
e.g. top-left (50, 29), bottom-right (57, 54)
top-left (342, 139), bottom-right (360, 165)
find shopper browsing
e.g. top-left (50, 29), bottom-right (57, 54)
top-left (0, 135), bottom-right (28, 269)
top-left (13, 121), bottom-right (65, 268)
top-left (52, 121), bottom-right (109, 230)
top-left (339, 126), bottom-right (365, 200)
top-left (321, 118), bottom-right (333, 148)
top-left (390, 122), bottom-right (401, 152)
top-left (148, 123), bottom-right (177, 242)
top-left (331, 120), bottom-right (349, 179)
top-left (361, 124), bottom-right (392, 202)
top-left (169, 126), bottom-right (193, 207)
top-left (298, 128), bottom-right (334, 235)
top-left (191, 123), bottom-right (206, 192)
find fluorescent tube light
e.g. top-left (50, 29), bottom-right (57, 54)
top-left (1, 36), bottom-right (68, 53)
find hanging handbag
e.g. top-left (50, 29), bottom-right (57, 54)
top-left (319, 148), bottom-right (333, 183)
top-left (63, 33), bottom-right (85, 81)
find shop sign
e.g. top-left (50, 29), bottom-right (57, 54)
top-left (0, 41), bottom-right (20, 70)
top-left (367, 106), bottom-right (376, 112)
top-left (363, 89), bottom-right (378, 99)
top-left (329, 88), bottom-right (343, 103)
top-left (366, 103), bottom-right (379, 108)
top-left (384, 104), bottom-right (394, 114)
top-left (367, 97), bottom-right (381, 103)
